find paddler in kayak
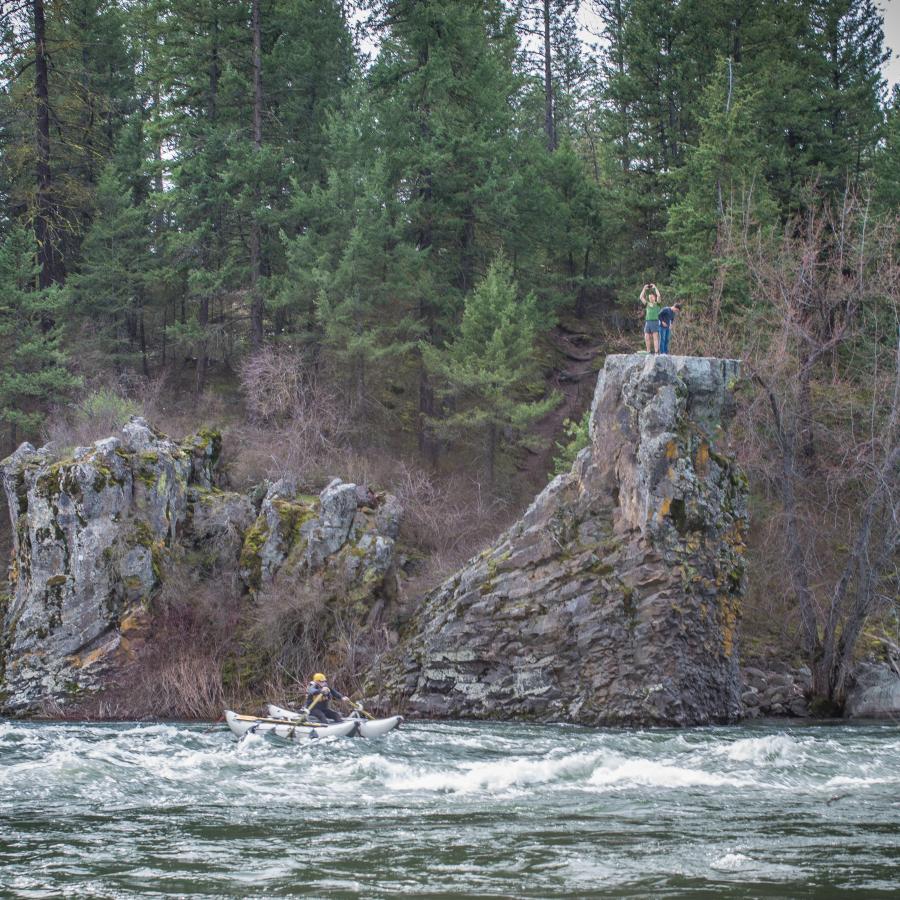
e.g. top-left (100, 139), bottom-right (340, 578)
top-left (305, 673), bottom-right (348, 724)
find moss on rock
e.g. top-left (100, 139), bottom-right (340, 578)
top-left (239, 517), bottom-right (270, 589)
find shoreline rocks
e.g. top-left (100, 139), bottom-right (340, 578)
top-left (844, 660), bottom-right (900, 719)
top-left (740, 660), bottom-right (810, 719)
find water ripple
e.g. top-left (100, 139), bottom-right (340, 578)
top-left (1, 719), bottom-right (899, 897)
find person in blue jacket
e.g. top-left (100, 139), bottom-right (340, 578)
top-left (658, 303), bottom-right (682, 354)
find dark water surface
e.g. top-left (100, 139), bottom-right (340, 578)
top-left (1, 719), bottom-right (899, 898)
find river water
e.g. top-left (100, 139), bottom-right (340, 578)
top-left (1, 719), bottom-right (898, 898)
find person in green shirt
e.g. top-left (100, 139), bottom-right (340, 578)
top-left (640, 283), bottom-right (662, 353)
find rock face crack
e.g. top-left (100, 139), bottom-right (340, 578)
top-left (380, 354), bottom-right (748, 726)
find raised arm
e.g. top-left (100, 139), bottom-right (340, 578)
top-left (640, 284), bottom-right (648, 305)
top-left (652, 283), bottom-right (662, 304)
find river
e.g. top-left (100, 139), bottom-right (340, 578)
top-left (1, 719), bottom-right (898, 898)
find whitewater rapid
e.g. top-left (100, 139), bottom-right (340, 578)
top-left (1, 720), bottom-right (898, 897)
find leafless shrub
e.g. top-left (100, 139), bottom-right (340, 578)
top-left (723, 188), bottom-right (900, 706)
top-left (247, 569), bottom-right (401, 711)
top-left (235, 348), bottom-right (352, 483)
top-left (250, 578), bottom-right (330, 681)
top-left (113, 569), bottom-right (245, 719)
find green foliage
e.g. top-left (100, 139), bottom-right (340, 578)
top-left (873, 86), bottom-right (900, 214)
top-left (553, 409), bottom-right (591, 475)
top-left (665, 58), bottom-right (777, 310)
top-left (0, 0), bottom-right (894, 484)
top-left (77, 388), bottom-right (140, 431)
top-left (0, 227), bottom-right (80, 443)
top-left (68, 165), bottom-right (155, 371)
top-left (425, 254), bottom-right (559, 484)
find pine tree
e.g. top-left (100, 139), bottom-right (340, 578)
top-left (424, 254), bottom-right (558, 486)
top-left (873, 86), bottom-right (900, 215)
top-left (0, 0), bottom-right (137, 288)
top-left (807, 0), bottom-right (888, 188)
top-left (68, 165), bottom-right (155, 374)
top-left (665, 58), bottom-right (777, 314)
top-left (285, 0), bottom-right (531, 460)
top-left (0, 227), bottom-right (80, 450)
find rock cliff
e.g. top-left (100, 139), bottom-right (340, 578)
top-left (0, 419), bottom-right (400, 714)
top-left (381, 354), bottom-right (748, 726)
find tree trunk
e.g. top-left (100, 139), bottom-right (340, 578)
top-left (208, 17), bottom-right (219, 121)
top-left (33, 0), bottom-right (56, 292)
top-left (249, 0), bottom-right (264, 349)
top-left (611, 0), bottom-right (630, 171)
top-left (415, 39), bottom-right (438, 467)
top-left (161, 300), bottom-right (168, 367)
top-left (355, 352), bottom-right (365, 412)
top-left (542, 0), bottom-right (556, 152)
top-left (818, 443), bottom-right (900, 701)
top-left (797, 353), bottom-right (816, 472)
top-left (139, 304), bottom-right (149, 378)
top-left (459, 205), bottom-right (475, 292)
top-left (153, 84), bottom-right (165, 237)
top-left (755, 374), bottom-right (821, 659)
top-left (486, 421), bottom-right (497, 489)
top-left (196, 13), bottom-right (221, 386)
top-left (195, 294), bottom-right (209, 395)
top-left (575, 247), bottom-right (589, 318)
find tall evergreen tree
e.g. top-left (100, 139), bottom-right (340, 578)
top-left (665, 57), bottom-right (777, 313)
top-left (424, 254), bottom-right (558, 486)
top-left (0, 226), bottom-right (79, 450)
top-left (68, 165), bottom-right (155, 374)
top-left (286, 0), bottom-right (530, 459)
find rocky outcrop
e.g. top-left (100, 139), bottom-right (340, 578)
top-left (238, 476), bottom-right (401, 611)
top-left (0, 419), bottom-right (401, 714)
top-left (381, 354), bottom-right (748, 726)
top-left (0, 418), bottom-right (219, 711)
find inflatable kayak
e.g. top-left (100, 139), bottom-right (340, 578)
top-left (225, 710), bottom-right (358, 740)
top-left (267, 703), bottom-right (403, 738)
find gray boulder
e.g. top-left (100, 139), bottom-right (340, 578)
top-left (238, 477), bottom-right (402, 613)
top-left (845, 661), bottom-right (900, 719)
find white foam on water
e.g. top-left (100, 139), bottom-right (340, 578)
top-left (588, 756), bottom-right (757, 790)
top-left (721, 734), bottom-right (802, 765)
top-left (377, 748), bottom-right (605, 794)
top-left (823, 774), bottom-right (900, 788)
top-left (710, 852), bottom-right (752, 871)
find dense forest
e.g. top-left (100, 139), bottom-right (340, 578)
top-left (0, 0), bottom-right (897, 710)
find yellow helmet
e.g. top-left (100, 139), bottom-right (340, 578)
top-left (312, 673), bottom-right (327, 682)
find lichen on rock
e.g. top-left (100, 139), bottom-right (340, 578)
top-left (379, 354), bottom-right (748, 727)
top-left (238, 476), bottom-right (402, 614)
top-left (0, 417), bottom-right (223, 713)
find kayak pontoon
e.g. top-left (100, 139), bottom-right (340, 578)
top-left (225, 710), bottom-right (359, 740)
top-left (266, 703), bottom-right (403, 738)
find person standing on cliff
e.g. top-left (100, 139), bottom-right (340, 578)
top-left (640, 284), bottom-right (662, 353)
top-left (658, 303), bottom-right (682, 354)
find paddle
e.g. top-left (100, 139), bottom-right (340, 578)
top-left (344, 698), bottom-right (375, 720)
top-left (232, 713), bottom-right (326, 728)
